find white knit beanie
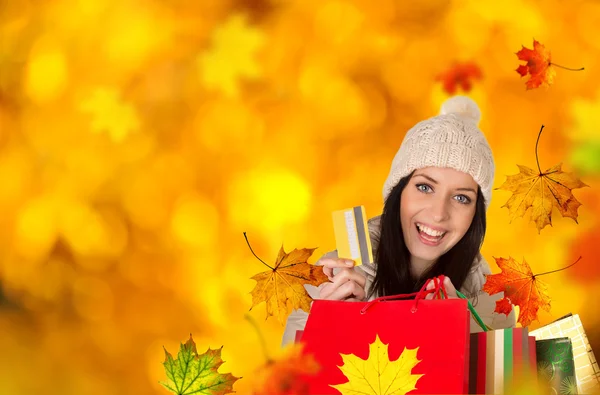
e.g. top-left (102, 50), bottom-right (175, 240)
top-left (382, 96), bottom-right (494, 209)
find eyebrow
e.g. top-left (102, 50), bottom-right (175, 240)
top-left (413, 174), bottom-right (477, 194)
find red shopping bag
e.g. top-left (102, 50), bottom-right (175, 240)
top-left (299, 276), bottom-right (471, 394)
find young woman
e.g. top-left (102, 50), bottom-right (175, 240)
top-left (282, 96), bottom-right (516, 347)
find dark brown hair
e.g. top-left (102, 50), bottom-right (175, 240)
top-left (368, 170), bottom-right (486, 299)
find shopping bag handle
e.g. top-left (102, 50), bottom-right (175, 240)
top-left (359, 275), bottom-right (493, 331)
top-left (423, 276), bottom-right (492, 331)
top-left (456, 290), bottom-right (493, 332)
top-left (422, 276), bottom-right (492, 331)
top-left (360, 275), bottom-right (448, 315)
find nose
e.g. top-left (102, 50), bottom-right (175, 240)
top-left (431, 196), bottom-right (450, 223)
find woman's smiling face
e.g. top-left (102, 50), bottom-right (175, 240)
top-left (400, 166), bottom-right (478, 266)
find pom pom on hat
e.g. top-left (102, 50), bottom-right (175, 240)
top-left (382, 96), bottom-right (495, 209)
top-left (440, 96), bottom-right (481, 124)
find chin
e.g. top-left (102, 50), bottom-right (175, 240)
top-left (412, 250), bottom-right (443, 262)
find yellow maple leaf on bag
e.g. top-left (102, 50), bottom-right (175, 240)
top-left (496, 125), bottom-right (588, 233)
top-left (246, 233), bottom-right (329, 324)
top-left (331, 334), bottom-right (423, 395)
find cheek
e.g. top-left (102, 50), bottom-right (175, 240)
top-left (400, 194), bottom-right (422, 237)
top-left (399, 193), bottom-right (414, 227)
top-left (454, 208), bottom-right (476, 235)
top-left (399, 200), bottom-right (409, 237)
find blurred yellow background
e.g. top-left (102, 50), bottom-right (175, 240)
top-left (1, 0), bottom-right (599, 393)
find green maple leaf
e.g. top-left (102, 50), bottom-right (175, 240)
top-left (161, 334), bottom-right (240, 395)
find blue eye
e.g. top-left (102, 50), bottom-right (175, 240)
top-left (416, 184), bottom-right (432, 193)
top-left (455, 195), bottom-right (472, 204)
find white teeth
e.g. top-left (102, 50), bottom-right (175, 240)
top-left (416, 223), bottom-right (446, 237)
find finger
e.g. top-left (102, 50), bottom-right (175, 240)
top-left (329, 280), bottom-right (366, 301)
top-left (344, 297), bottom-right (362, 302)
top-left (443, 277), bottom-right (458, 298)
top-left (319, 282), bottom-right (336, 299)
top-left (320, 280), bottom-right (365, 301)
top-left (322, 266), bottom-right (334, 280)
top-left (323, 265), bottom-right (363, 281)
top-left (319, 257), bottom-right (355, 268)
top-left (330, 268), bottom-right (366, 289)
top-left (319, 258), bottom-right (355, 279)
top-left (423, 281), bottom-right (434, 299)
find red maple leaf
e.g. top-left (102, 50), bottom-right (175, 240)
top-left (483, 256), bottom-right (580, 327)
top-left (436, 61), bottom-right (483, 94)
top-left (516, 39), bottom-right (584, 90)
top-left (254, 343), bottom-right (320, 395)
top-left (495, 298), bottom-right (513, 316)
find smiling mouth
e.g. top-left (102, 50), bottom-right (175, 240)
top-left (415, 223), bottom-right (447, 243)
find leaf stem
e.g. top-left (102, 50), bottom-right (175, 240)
top-left (550, 62), bottom-right (585, 72)
top-left (244, 232), bottom-right (274, 270)
top-left (245, 313), bottom-right (272, 363)
top-left (533, 256), bottom-right (581, 278)
top-left (535, 125), bottom-right (544, 175)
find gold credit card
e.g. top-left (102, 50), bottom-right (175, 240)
top-left (332, 205), bottom-right (373, 266)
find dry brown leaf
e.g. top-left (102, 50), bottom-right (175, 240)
top-left (496, 125), bottom-right (588, 233)
top-left (248, 237), bottom-right (328, 324)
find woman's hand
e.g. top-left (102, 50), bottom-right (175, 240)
top-left (317, 257), bottom-right (367, 302)
top-left (424, 276), bottom-right (458, 299)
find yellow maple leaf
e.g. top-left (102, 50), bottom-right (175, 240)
top-left (331, 334), bottom-right (423, 395)
top-left (198, 14), bottom-right (265, 97)
top-left (496, 125), bottom-right (588, 233)
top-left (80, 87), bottom-right (139, 142)
top-left (248, 235), bottom-right (329, 324)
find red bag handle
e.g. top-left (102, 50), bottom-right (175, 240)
top-left (360, 275), bottom-right (448, 315)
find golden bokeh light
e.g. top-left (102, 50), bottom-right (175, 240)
top-left (1, 1), bottom-right (599, 394)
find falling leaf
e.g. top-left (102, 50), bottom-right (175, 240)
top-left (435, 61), bottom-right (483, 95)
top-left (198, 13), bottom-right (265, 97)
top-left (251, 342), bottom-right (320, 395)
top-left (515, 40), bottom-right (555, 90)
top-left (80, 87), bottom-right (140, 142)
top-left (516, 39), bottom-right (584, 90)
top-left (331, 334), bottom-right (423, 395)
top-left (483, 256), bottom-right (551, 327)
top-left (497, 162), bottom-right (588, 232)
top-left (495, 298), bottom-right (513, 316)
top-left (483, 256), bottom-right (580, 327)
top-left (161, 334), bottom-right (240, 395)
top-left (248, 236), bottom-right (329, 324)
top-left (496, 125), bottom-right (589, 233)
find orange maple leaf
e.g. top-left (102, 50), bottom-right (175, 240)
top-left (253, 342), bottom-right (320, 395)
top-left (245, 313), bottom-right (320, 395)
top-left (516, 39), bottom-right (584, 90)
top-left (495, 298), bottom-right (513, 316)
top-left (436, 61), bottom-right (483, 95)
top-left (246, 233), bottom-right (329, 324)
top-left (483, 256), bottom-right (580, 327)
top-left (496, 125), bottom-right (589, 233)
top-left (484, 257), bottom-right (550, 327)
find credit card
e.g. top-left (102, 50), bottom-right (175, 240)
top-left (332, 205), bottom-right (373, 266)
